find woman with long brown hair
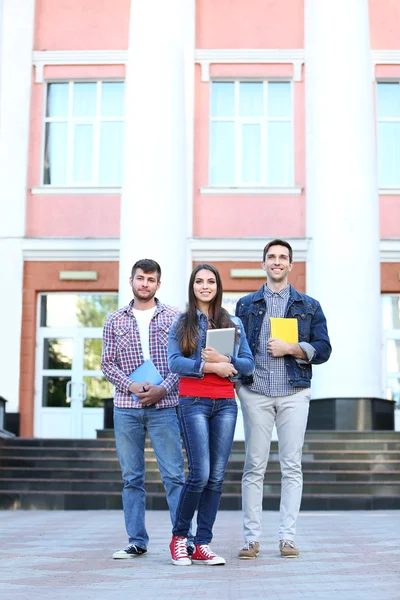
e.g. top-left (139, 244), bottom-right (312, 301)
top-left (167, 263), bottom-right (254, 566)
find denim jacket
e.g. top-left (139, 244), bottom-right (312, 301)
top-left (235, 284), bottom-right (331, 388)
top-left (168, 311), bottom-right (255, 379)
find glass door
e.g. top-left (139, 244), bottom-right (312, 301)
top-left (382, 295), bottom-right (400, 431)
top-left (34, 293), bottom-right (117, 438)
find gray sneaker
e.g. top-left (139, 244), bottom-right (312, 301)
top-left (238, 541), bottom-right (260, 559)
top-left (279, 540), bottom-right (299, 558)
top-left (113, 543), bottom-right (147, 559)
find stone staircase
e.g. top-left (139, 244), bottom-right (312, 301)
top-left (0, 431), bottom-right (399, 510)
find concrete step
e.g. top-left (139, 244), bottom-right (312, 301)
top-left (0, 490), bottom-right (399, 511)
top-left (1, 466), bottom-right (400, 483)
top-left (1, 431), bottom-right (400, 510)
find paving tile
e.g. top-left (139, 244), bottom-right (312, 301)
top-left (0, 510), bottom-right (399, 600)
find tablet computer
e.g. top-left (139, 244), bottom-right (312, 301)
top-left (205, 327), bottom-right (235, 356)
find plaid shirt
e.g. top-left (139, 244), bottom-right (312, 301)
top-left (101, 299), bottom-right (180, 408)
top-left (251, 284), bottom-right (303, 397)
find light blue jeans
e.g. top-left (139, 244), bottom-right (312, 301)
top-left (114, 405), bottom-right (186, 548)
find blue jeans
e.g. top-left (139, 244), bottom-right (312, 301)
top-left (173, 397), bottom-right (238, 545)
top-left (114, 405), bottom-right (185, 548)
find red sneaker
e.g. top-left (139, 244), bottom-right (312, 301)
top-left (170, 536), bottom-right (192, 566)
top-left (191, 544), bottom-right (226, 565)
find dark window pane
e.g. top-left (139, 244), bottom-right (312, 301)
top-left (43, 122), bottom-right (68, 185)
top-left (42, 376), bottom-right (71, 407)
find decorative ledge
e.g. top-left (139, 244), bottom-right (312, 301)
top-left (20, 237), bottom-right (400, 263)
top-left (32, 50), bottom-right (128, 83)
top-left (31, 186), bottom-right (121, 195)
top-left (22, 238), bottom-right (119, 261)
top-left (200, 186), bottom-right (302, 196)
top-left (372, 50), bottom-right (400, 66)
top-left (195, 49), bottom-right (305, 82)
top-left (379, 188), bottom-right (400, 196)
top-left (190, 237), bottom-right (309, 262)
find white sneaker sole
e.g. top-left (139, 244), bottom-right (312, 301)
top-left (171, 558), bottom-right (192, 566)
top-left (112, 552), bottom-right (147, 559)
top-left (192, 558), bottom-right (226, 565)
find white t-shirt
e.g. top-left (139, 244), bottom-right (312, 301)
top-left (132, 306), bottom-right (157, 360)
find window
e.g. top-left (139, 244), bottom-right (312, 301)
top-left (382, 295), bottom-right (400, 404)
top-left (210, 81), bottom-right (293, 186)
top-left (43, 81), bottom-right (124, 186)
top-left (377, 82), bottom-right (400, 187)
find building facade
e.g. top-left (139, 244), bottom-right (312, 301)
top-left (0, 0), bottom-right (400, 439)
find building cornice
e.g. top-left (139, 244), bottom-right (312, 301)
top-left (22, 238), bottom-right (120, 261)
top-left (190, 237), bottom-right (309, 262)
top-left (21, 237), bottom-right (400, 263)
top-left (31, 49), bottom-right (399, 86)
top-left (195, 48), bottom-right (305, 82)
top-left (372, 50), bottom-right (400, 67)
top-left (31, 186), bottom-right (121, 195)
top-left (200, 186), bottom-right (302, 196)
top-left (32, 50), bottom-right (128, 83)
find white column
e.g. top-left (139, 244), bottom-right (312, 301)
top-left (118, 0), bottom-right (195, 309)
top-left (305, 0), bottom-right (382, 399)
top-left (0, 0), bottom-right (35, 412)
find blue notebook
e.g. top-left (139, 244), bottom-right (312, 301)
top-left (129, 360), bottom-right (163, 385)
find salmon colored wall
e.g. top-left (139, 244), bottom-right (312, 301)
top-left (193, 64), bottom-right (305, 238)
top-left (370, 0), bottom-right (400, 49)
top-left (380, 197), bottom-right (400, 237)
top-left (210, 64), bottom-right (294, 78)
top-left (196, 0), bottom-right (304, 48)
top-left (194, 261), bottom-right (306, 293)
top-left (34, 0), bottom-right (130, 50)
top-left (20, 261), bottom-right (119, 437)
top-left (195, 195), bottom-right (305, 237)
top-left (26, 195), bottom-right (121, 237)
top-left (375, 65), bottom-right (400, 78)
top-left (381, 264), bottom-right (400, 293)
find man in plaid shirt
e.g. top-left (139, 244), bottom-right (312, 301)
top-left (102, 258), bottom-right (189, 559)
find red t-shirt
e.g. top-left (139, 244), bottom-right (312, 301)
top-left (179, 373), bottom-right (234, 399)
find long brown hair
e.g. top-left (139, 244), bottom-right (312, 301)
top-left (177, 263), bottom-right (235, 357)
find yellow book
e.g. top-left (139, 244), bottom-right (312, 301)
top-left (270, 317), bottom-right (298, 344)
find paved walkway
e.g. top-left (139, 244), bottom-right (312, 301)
top-left (0, 510), bottom-right (399, 600)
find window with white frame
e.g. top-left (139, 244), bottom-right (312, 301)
top-left (377, 82), bottom-right (400, 187)
top-left (210, 81), bottom-right (293, 187)
top-left (382, 294), bottom-right (400, 405)
top-left (43, 81), bottom-right (124, 186)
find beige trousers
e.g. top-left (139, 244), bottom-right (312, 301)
top-left (237, 385), bottom-right (311, 542)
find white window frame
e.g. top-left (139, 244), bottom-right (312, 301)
top-left (376, 80), bottom-right (400, 191)
top-left (208, 79), bottom-right (295, 189)
top-left (382, 293), bottom-right (400, 404)
top-left (40, 79), bottom-right (124, 188)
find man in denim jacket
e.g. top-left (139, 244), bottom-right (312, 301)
top-left (236, 239), bottom-right (331, 559)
